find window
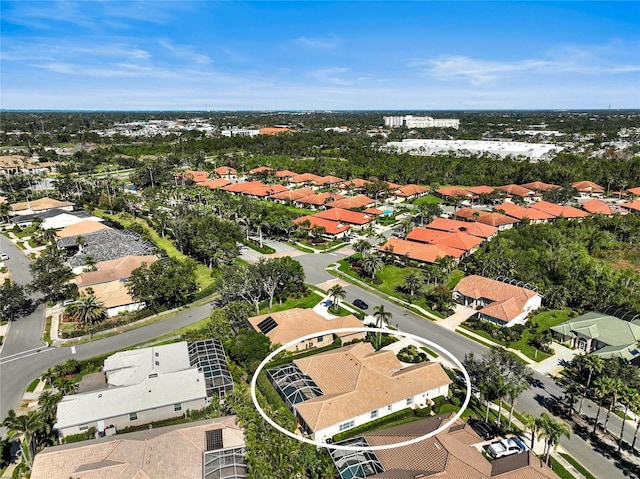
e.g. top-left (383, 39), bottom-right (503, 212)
top-left (79, 425), bottom-right (89, 431)
top-left (370, 410), bottom-right (378, 420)
top-left (387, 405), bottom-right (392, 412)
top-left (155, 352), bottom-right (159, 357)
top-left (317, 335), bottom-right (324, 343)
top-left (174, 403), bottom-right (182, 412)
top-left (406, 397), bottom-right (413, 406)
top-left (339, 420), bottom-right (355, 432)
top-left (155, 361), bottom-right (159, 366)
top-left (129, 412), bottom-right (138, 421)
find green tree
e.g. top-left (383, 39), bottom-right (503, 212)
top-left (591, 377), bottom-right (613, 436)
top-left (327, 284), bottom-right (346, 312)
top-left (0, 280), bottom-right (28, 322)
top-left (29, 251), bottom-right (74, 301)
top-left (575, 353), bottom-right (604, 414)
top-left (2, 409), bottom-right (49, 470)
top-left (537, 413), bottom-right (571, 466)
top-left (617, 387), bottom-right (639, 453)
top-left (225, 329), bottom-right (271, 373)
top-left (372, 304), bottom-right (392, 350)
top-left (126, 258), bottom-right (198, 310)
top-left (66, 294), bottom-right (106, 327)
top-left (361, 253), bottom-right (384, 280)
top-left (402, 272), bottom-right (422, 298)
top-left (521, 412), bottom-right (538, 450)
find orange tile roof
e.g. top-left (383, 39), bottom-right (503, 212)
top-left (293, 215), bottom-right (350, 235)
top-left (313, 208), bottom-right (373, 225)
top-left (386, 181), bottom-right (401, 189)
top-left (245, 183), bottom-right (288, 197)
top-left (621, 200), bottom-right (640, 212)
top-left (627, 187), bottom-right (640, 196)
top-left (426, 217), bottom-right (499, 239)
top-left (476, 212), bottom-right (520, 227)
top-left (340, 178), bottom-right (372, 189)
top-left (581, 199), bottom-right (615, 215)
top-left (572, 180), bottom-right (604, 193)
top-left (324, 194), bottom-right (375, 210)
top-left (199, 178), bottom-right (232, 189)
top-left (494, 202), bottom-right (555, 221)
top-left (379, 237), bottom-right (464, 263)
top-left (270, 187), bottom-right (315, 201)
top-left (11, 197), bottom-right (74, 212)
top-left (221, 180), bottom-right (264, 193)
top-left (362, 207), bottom-right (383, 215)
top-left (407, 228), bottom-right (484, 252)
top-left (248, 165), bottom-right (273, 174)
top-left (465, 185), bottom-right (495, 195)
top-left (213, 166), bottom-right (237, 175)
top-left (436, 186), bottom-right (471, 198)
top-left (296, 192), bottom-right (345, 206)
top-left (452, 207), bottom-right (487, 221)
top-left (275, 169), bottom-right (298, 178)
top-left (454, 275), bottom-right (539, 323)
top-left (520, 181), bottom-right (560, 192)
top-left (179, 170), bottom-right (209, 183)
top-left (395, 184), bottom-right (429, 197)
top-left (496, 184), bottom-right (535, 197)
top-left (77, 255), bottom-right (159, 287)
top-left (290, 173), bottom-right (322, 183)
top-left (56, 220), bottom-right (110, 239)
top-left (529, 200), bottom-right (590, 219)
top-left (259, 127), bottom-right (293, 135)
top-left (313, 175), bottom-right (344, 186)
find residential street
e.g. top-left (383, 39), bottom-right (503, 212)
top-left (0, 242), bottom-right (635, 478)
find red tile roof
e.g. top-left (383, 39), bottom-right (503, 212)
top-left (248, 166), bottom-right (273, 174)
top-left (179, 170), bottom-right (209, 183)
top-left (476, 212), bottom-right (520, 227)
top-left (221, 180), bottom-right (264, 193)
top-left (290, 173), bottom-right (321, 183)
top-left (270, 187), bottom-right (315, 201)
top-left (407, 228), bottom-right (484, 252)
top-left (275, 169), bottom-right (298, 178)
top-left (520, 181), bottom-right (560, 192)
top-left (496, 184), bottom-right (535, 197)
top-left (293, 215), bottom-right (350, 235)
top-left (379, 237), bottom-right (464, 263)
top-left (213, 166), bottom-right (237, 176)
top-left (572, 181), bottom-right (604, 194)
top-left (627, 187), bottom-right (640, 196)
top-left (340, 178), bottom-right (372, 189)
top-left (324, 194), bottom-right (375, 210)
top-left (529, 200), bottom-right (590, 219)
top-left (362, 207), bottom-right (383, 215)
top-left (259, 127), bottom-right (293, 135)
top-left (465, 185), bottom-right (495, 195)
top-left (494, 202), bottom-right (555, 221)
top-left (220, 181), bottom-right (287, 197)
top-left (312, 208), bottom-right (373, 225)
top-left (296, 192), bottom-right (345, 206)
top-left (452, 207), bottom-right (487, 221)
top-left (395, 184), bottom-right (429, 197)
top-left (313, 175), bottom-right (344, 186)
top-left (426, 217), bottom-right (499, 239)
top-left (436, 186), bottom-right (472, 198)
top-left (621, 200), bottom-right (640, 212)
top-left (581, 199), bottom-right (615, 215)
top-left (199, 178), bottom-right (231, 189)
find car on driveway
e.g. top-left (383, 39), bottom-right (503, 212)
top-left (0, 253), bottom-right (8, 260)
top-left (468, 419), bottom-right (495, 441)
top-left (353, 299), bottom-right (368, 310)
top-left (487, 437), bottom-right (528, 458)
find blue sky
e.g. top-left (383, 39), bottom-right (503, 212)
top-left (1, 1), bottom-right (639, 110)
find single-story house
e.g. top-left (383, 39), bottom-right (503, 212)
top-left (394, 184), bottom-right (430, 200)
top-left (10, 197), bottom-right (75, 216)
top-left (293, 215), bottom-right (350, 237)
top-left (425, 217), bottom-right (499, 240)
top-left (528, 200), bottom-right (590, 220)
top-left (312, 208), bottom-right (374, 226)
top-left (494, 202), bottom-right (555, 224)
top-left (452, 275), bottom-right (542, 327)
top-left (379, 237), bottom-right (464, 264)
top-left (324, 194), bottom-right (376, 210)
top-left (213, 165), bottom-right (237, 178)
top-left (572, 181), bottom-right (604, 197)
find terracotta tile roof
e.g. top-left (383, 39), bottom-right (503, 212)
top-left (213, 165), bottom-right (237, 175)
top-left (32, 417), bottom-right (245, 479)
top-left (476, 212), bottom-right (520, 227)
top-left (494, 203), bottom-right (555, 221)
top-left (379, 237), bottom-right (464, 263)
top-left (465, 185), bottom-right (495, 195)
top-left (313, 208), bottom-right (373, 225)
top-left (242, 183), bottom-right (288, 197)
top-left (341, 178), bottom-right (372, 189)
top-left (581, 199), bottom-right (615, 215)
top-left (324, 194), bottom-right (375, 210)
top-left (290, 173), bottom-right (322, 183)
top-left (259, 127), bottom-right (293, 135)
top-left (435, 186), bottom-right (471, 198)
top-left (179, 170), bottom-right (209, 183)
top-left (199, 178), bottom-right (231, 189)
top-left (294, 343), bottom-right (451, 432)
top-left (362, 207), bottom-right (384, 215)
top-left (454, 275), bottom-right (539, 323)
top-left (426, 217), bottom-right (499, 239)
top-left (293, 215), bottom-right (350, 235)
top-left (11, 197), bottom-right (74, 213)
top-left (496, 184), bottom-right (535, 197)
top-left (386, 181), bottom-right (401, 189)
top-left (627, 187), bottom-right (640, 196)
top-left (406, 228), bottom-right (483, 252)
top-left (248, 165), bottom-right (273, 174)
top-left (313, 175), bottom-right (345, 186)
top-left (395, 184), bottom-right (429, 197)
top-left (248, 309), bottom-right (365, 346)
top-left (572, 180), bottom-right (604, 193)
top-left (221, 180), bottom-right (263, 193)
top-left (77, 255), bottom-right (159, 287)
top-left (529, 200), bottom-right (590, 219)
top-left (275, 169), bottom-right (298, 178)
top-left (493, 451), bottom-right (559, 478)
top-left (56, 220), bottom-right (110, 238)
top-left (296, 192), bottom-right (345, 206)
top-left (452, 207), bottom-right (487, 221)
top-left (270, 187), bottom-right (315, 201)
top-left (622, 200), bottom-right (640, 212)
top-left (520, 181), bottom-right (560, 192)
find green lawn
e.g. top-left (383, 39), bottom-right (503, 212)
top-left (259, 291), bottom-right (323, 314)
top-left (529, 308), bottom-right (573, 329)
top-left (446, 269), bottom-right (465, 288)
top-left (411, 194), bottom-right (443, 205)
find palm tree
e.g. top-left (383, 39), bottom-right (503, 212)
top-left (521, 412), bottom-right (538, 450)
top-left (37, 390), bottom-right (61, 422)
top-left (353, 239), bottom-right (372, 258)
top-left (75, 235), bottom-right (86, 253)
top-left (327, 284), bottom-right (346, 312)
top-left (591, 377), bottom-right (613, 436)
top-left (373, 305), bottom-right (392, 350)
top-left (67, 294), bottom-right (106, 327)
top-left (403, 272), bottom-right (422, 298)
top-left (399, 218), bottom-right (413, 237)
top-left (506, 379), bottom-right (529, 428)
top-left (575, 353), bottom-right (604, 414)
top-left (617, 387), bottom-right (639, 452)
top-left (537, 413), bottom-right (571, 465)
top-left (603, 378), bottom-right (624, 432)
top-left (361, 253), bottom-right (384, 280)
top-left (54, 376), bottom-right (77, 396)
top-left (2, 409), bottom-right (49, 470)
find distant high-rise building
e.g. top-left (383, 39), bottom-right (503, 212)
top-left (383, 114), bottom-right (460, 129)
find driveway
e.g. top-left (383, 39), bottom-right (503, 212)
top-left (438, 304), bottom-right (477, 331)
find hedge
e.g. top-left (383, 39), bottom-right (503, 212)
top-left (332, 408), bottom-right (416, 442)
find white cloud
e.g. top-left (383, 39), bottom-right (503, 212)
top-left (158, 39), bottom-right (212, 65)
top-left (308, 67), bottom-right (351, 85)
top-left (294, 35), bottom-right (340, 49)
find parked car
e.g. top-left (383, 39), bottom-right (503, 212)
top-left (62, 299), bottom-right (76, 307)
top-left (353, 299), bottom-right (369, 310)
top-left (0, 253), bottom-right (8, 260)
top-left (454, 374), bottom-right (480, 395)
top-left (468, 419), bottom-right (495, 441)
top-left (543, 397), bottom-right (563, 415)
top-left (487, 437), bottom-right (528, 458)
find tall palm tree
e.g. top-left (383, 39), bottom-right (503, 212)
top-left (373, 304), bottom-right (392, 350)
top-left (506, 379), bottom-right (529, 428)
top-left (575, 353), bottom-right (604, 414)
top-left (353, 239), bottom-right (372, 257)
top-left (603, 378), bottom-right (625, 432)
top-left (327, 284), bottom-right (346, 312)
top-left (37, 390), bottom-right (62, 423)
top-left (2, 409), bottom-right (49, 470)
top-left (54, 376), bottom-right (77, 396)
top-left (521, 412), bottom-right (538, 450)
top-left (399, 218), bottom-right (413, 237)
top-left (617, 387), bottom-right (639, 452)
top-left (537, 413), bottom-right (571, 466)
top-left (362, 253), bottom-right (384, 280)
top-left (67, 294), bottom-right (106, 327)
top-left (631, 397), bottom-right (640, 452)
top-left (403, 272), bottom-right (422, 298)
top-left (592, 377), bottom-right (614, 436)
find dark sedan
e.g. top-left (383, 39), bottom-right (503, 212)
top-left (469, 419), bottom-right (495, 441)
top-left (353, 299), bottom-right (369, 310)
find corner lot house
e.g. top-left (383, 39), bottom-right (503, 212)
top-left (268, 342), bottom-right (451, 443)
top-left (453, 275), bottom-right (542, 327)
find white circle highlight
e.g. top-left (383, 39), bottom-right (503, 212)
top-left (250, 327), bottom-right (471, 451)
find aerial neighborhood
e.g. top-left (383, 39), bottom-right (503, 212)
top-left (0, 110), bottom-right (639, 479)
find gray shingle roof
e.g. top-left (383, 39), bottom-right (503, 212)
top-left (58, 229), bottom-right (155, 267)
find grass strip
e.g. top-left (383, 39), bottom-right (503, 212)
top-left (558, 453), bottom-right (597, 479)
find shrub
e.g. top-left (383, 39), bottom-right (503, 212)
top-left (62, 427), bottom-right (96, 444)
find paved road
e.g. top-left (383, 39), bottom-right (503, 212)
top-left (0, 243), bottom-right (634, 477)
